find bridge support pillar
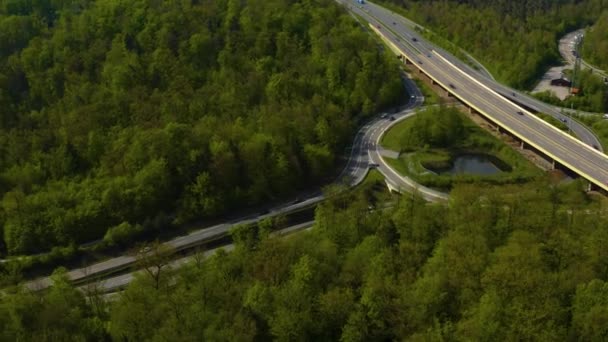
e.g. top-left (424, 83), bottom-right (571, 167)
top-left (430, 79), bottom-right (435, 85)
top-left (496, 126), bottom-right (501, 133)
top-left (551, 159), bottom-right (556, 170)
top-left (520, 141), bottom-right (525, 150)
top-left (587, 182), bottom-right (593, 192)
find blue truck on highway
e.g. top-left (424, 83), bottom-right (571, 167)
top-left (357, 0), bottom-right (365, 4)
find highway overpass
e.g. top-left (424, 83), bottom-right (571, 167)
top-left (347, 0), bottom-right (603, 151)
top-left (345, 0), bottom-right (608, 192)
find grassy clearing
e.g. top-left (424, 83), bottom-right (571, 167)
top-left (381, 115), bottom-right (412, 151)
top-left (381, 108), bottom-right (542, 190)
top-left (574, 114), bottom-right (608, 150)
top-left (361, 169), bottom-right (385, 186)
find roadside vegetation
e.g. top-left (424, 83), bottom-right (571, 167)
top-left (533, 68), bottom-right (608, 113)
top-left (1, 178), bottom-right (606, 341)
top-left (413, 26), bottom-right (480, 71)
top-left (574, 114), bottom-right (608, 149)
top-left (379, 0), bottom-right (607, 89)
top-left (582, 11), bottom-right (608, 71)
top-left (535, 112), bottom-right (570, 132)
top-left (381, 106), bottom-right (541, 190)
top-left (410, 78), bottom-right (440, 105)
top-left (0, 0), bottom-right (403, 256)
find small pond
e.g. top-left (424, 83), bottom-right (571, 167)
top-left (430, 154), bottom-right (505, 175)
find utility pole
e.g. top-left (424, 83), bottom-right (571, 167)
top-left (570, 32), bottom-right (582, 94)
top-left (569, 102), bottom-right (573, 135)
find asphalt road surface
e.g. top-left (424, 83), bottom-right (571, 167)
top-left (80, 222), bottom-right (314, 295)
top-left (344, 0), bottom-right (608, 191)
top-left (342, 0), bottom-right (603, 151)
top-left (24, 68), bottom-right (439, 292)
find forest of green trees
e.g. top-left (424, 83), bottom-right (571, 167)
top-left (1, 180), bottom-right (607, 340)
top-left (380, 0), bottom-right (608, 89)
top-left (3, 1), bottom-right (608, 340)
top-left (582, 11), bottom-right (608, 71)
top-left (0, 0), bottom-right (403, 255)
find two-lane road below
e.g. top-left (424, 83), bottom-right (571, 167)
top-left (25, 71), bottom-right (439, 292)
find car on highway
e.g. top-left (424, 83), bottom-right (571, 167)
top-left (389, 116), bottom-right (396, 121)
top-left (560, 118), bottom-right (568, 123)
top-left (448, 83), bottom-right (456, 89)
top-left (412, 37), bottom-right (417, 42)
top-left (368, 163), bottom-right (380, 168)
top-left (393, 21), bottom-right (396, 25)
top-left (418, 60), bottom-right (423, 64)
top-left (593, 144), bottom-right (599, 150)
top-left (410, 95), bottom-right (415, 99)
top-left (380, 113), bottom-right (388, 119)
top-left (516, 111), bottom-right (524, 116)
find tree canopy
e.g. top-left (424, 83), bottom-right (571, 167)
top-left (0, 0), bottom-right (403, 255)
top-left (2, 180), bottom-right (607, 341)
top-left (582, 11), bottom-right (608, 71)
top-left (380, 0), bottom-right (608, 89)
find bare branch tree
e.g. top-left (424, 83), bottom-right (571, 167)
top-left (136, 241), bottom-right (174, 290)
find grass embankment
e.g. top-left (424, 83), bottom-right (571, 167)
top-left (574, 114), bottom-right (608, 150)
top-left (361, 169), bottom-right (385, 186)
top-left (535, 112), bottom-right (570, 132)
top-left (411, 78), bottom-right (440, 105)
top-left (381, 106), bottom-right (542, 190)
